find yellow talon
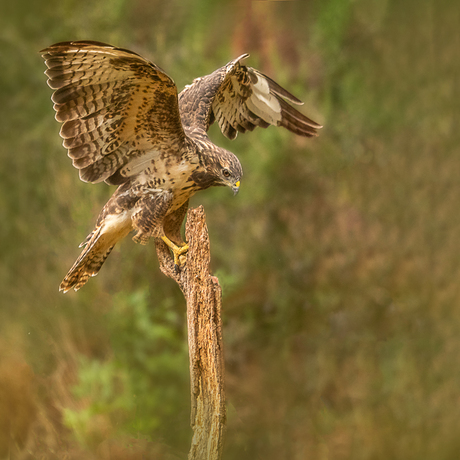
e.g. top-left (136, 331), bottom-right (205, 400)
top-left (161, 236), bottom-right (189, 268)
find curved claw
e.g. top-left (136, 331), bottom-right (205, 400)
top-left (161, 236), bottom-right (189, 271)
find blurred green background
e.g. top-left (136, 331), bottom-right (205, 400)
top-left (1, 0), bottom-right (459, 458)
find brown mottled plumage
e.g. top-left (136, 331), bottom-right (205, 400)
top-left (41, 41), bottom-right (321, 292)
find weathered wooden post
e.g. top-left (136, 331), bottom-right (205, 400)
top-left (155, 206), bottom-right (226, 460)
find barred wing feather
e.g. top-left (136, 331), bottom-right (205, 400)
top-left (178, 54), bottom-right (322, 139)
top-left (41, 41), bottom-right (185, 185)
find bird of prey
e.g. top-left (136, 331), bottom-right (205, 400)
top-left (41, 41), bottom-right (322, 292)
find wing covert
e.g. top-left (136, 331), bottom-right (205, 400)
top-left (41, 41), bottom-right (186, 184)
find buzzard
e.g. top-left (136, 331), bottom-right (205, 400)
top-left (41, 41), bottom-right (322, 292)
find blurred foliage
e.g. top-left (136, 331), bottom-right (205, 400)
top-left (63, 289), bottom-right (189, 448)
top-left (1, 0), bottom-right (460, 458)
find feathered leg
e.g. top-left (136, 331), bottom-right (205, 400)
top-left (132, 194), bottom-right (190, 270)
top-left (131, 192), bottom-right (173, 244)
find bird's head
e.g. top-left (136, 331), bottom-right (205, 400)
top-left (193, 147), bottom-right (243, 195)
top-left (214, 155), bottom-right (242, 195)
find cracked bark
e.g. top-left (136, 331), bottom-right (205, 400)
top-left (155, 206), bottom-right (226, 460)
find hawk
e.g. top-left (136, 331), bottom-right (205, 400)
top-left (41, 41), bottom-right (322, 292)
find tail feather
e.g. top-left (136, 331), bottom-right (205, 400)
top-left (60, 227), bottom-right (118, 293)
top-left (60, 191), bottom-right (135, 292)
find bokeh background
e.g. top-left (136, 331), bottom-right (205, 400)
top-left (1, 0), bottom-right (459, 458)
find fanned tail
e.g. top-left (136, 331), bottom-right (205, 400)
top-left (59, 186), bottom-right (135, 293)
top-left (59, 227), bottom-right (116, 293)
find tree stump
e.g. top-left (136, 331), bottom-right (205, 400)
top-left (155, 206), bottom-right (226, 460)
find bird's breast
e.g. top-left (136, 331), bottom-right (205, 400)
top-left (168, 172), bottom-right (201, 212)
top-left (134, 155), bottom-right (203, 213)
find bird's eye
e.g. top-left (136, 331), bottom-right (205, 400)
top-left (222, 168), bottom-right (231, 178)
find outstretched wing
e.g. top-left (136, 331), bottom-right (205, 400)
top-left (41, 41), bottom-right (186, 185)
top-left (178, 54), bottom-right (322, 140)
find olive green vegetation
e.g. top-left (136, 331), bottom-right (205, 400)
top-left (1, 0), bottom-right (459, 458)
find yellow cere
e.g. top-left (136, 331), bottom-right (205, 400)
top-left (235, 181), bottom-right (240, 187)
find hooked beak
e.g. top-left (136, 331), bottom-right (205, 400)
top-left (232, 180), bottom-right (240, 196)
